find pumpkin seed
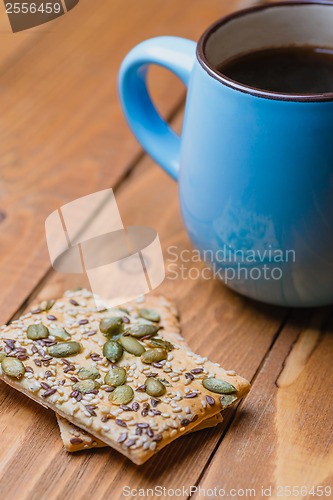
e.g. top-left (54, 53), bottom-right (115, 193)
top-left (27, 324), bottom-right (49, 340)
top-left (125, 324), bottom-right (159, 338)
top-left (38, 299), bottom-right (56, 312)
top-left (220, 395), bottom-right (238, 409)
top-left (103, 341), bottom-right (123, 363)
top-left (141, 348), bottom-right (167, 364)
top-left (0, 351), bottom-right (6, 362)
top-left (51, 327), bottom-right (71, 341)
top-left (145, 377), bottom-right (166, 397)
top-left (109, 385), bottom-right (134, 405)
top-left (202, 378), bottom-right (237, 394)
top-left (73, 379), bottom-right (100, 394)
top-left (104, 367), bottom-right (126, 386)
top-left (138, 308), bottom-right (160, 323)
top-left (119, 336), bottom-right (145, 356)
top-left (99, 317), bottom-right (124, 338)
top-left (145, 338), bottom-right (174, 351)
top-left (1, 357), bottom-right (25, 379)
top-left (48, 341), bottom-right (82, 358)
top-left (77, 366), bottom-right (100, 380)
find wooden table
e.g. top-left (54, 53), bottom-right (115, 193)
top-left (0, 1), bottom-right (332, 498)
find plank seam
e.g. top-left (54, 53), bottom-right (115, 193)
top-left (3, 94), bottom-right (186, 325)
top-left (188, 309), bottom-right (291, 499)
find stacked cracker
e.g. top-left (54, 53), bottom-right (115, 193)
top-left (0, 290), bottom-right (250, 464)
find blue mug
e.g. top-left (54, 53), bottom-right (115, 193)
top-left (119, 1), bottom-right (333, 307)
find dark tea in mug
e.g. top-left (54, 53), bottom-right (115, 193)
top-left (216, 46), bottom-right (333, 94)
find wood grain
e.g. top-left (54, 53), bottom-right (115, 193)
top-left (195, 308), bottom-right (333, 499)
top-left (1, 1), bottom-right (330, 499)
top-left (0, 132), bottom-right (287, 499)
top-left (0, 0), bottom-right (238, 324)
top-left (0, 1), bottom-right (45, 71)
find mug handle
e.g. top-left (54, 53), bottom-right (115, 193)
top-left (118, 36), bottom-right (196, 180)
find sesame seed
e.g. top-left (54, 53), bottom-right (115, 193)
top-left (172, 407), bottom-right (182, 413)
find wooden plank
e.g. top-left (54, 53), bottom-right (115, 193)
top-left (195, 308), bottom-right (333, 498)
top-left (0, 142), bottom-right (287, 499)
top-left (0, 0), bottom-right (236, 323)
top-left (0, 1), bottom-right (46, 71)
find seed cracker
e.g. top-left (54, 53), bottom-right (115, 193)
top-left (0, 289), bottom-right (250, 465)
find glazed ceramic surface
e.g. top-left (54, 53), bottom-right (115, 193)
top-left (119, 2), bottom-right (333, 306)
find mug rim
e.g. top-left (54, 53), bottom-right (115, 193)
top-left (196, 0), bottom-right (333, 102)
